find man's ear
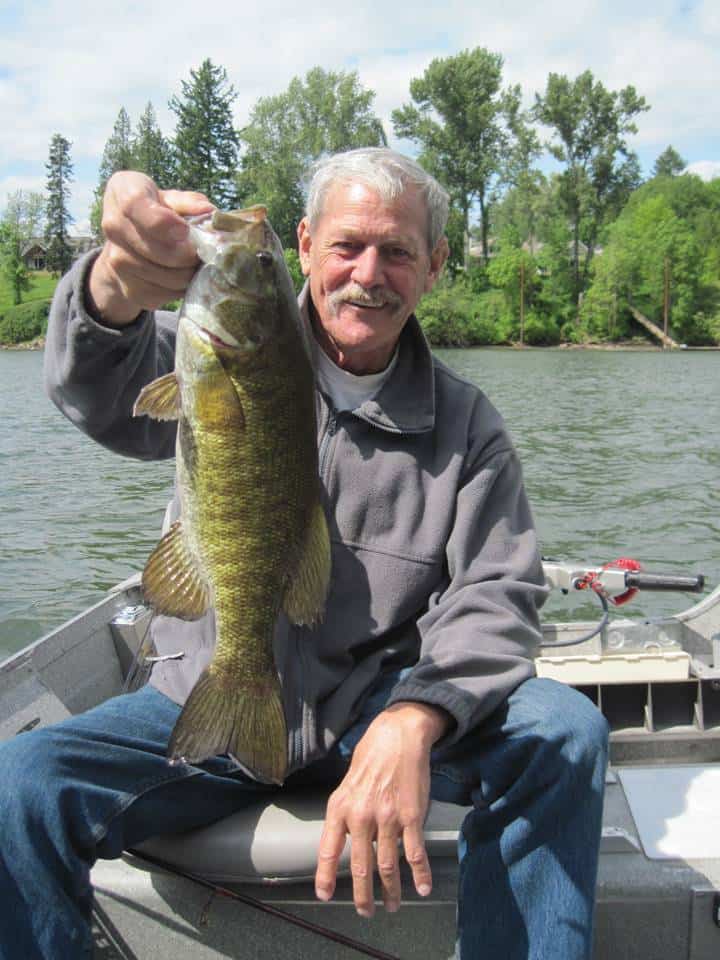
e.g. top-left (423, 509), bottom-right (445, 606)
top-left (424, 236), bottom-right (449, 293)
top-left (297, 217), bottom-right (312, 276)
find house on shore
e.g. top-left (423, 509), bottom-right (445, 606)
top-left (21, 236), bottom-right (95, 270)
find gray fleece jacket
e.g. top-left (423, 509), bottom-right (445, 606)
top-left (44, 251), bottom-right (547, 774)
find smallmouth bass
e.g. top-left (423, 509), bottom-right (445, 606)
top-left (134, 206), bottom-right (330, 783)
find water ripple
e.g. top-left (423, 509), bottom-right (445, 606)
top-left (1, 348), bottom-right (718, 653)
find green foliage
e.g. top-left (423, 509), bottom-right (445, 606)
top-left (92, 104), bottom-right (176, 242)
top-left (582, 175), bottom-right (720, 344)
top-left (652, 145), bottom-right (686, 178)
top-left (237, 68), bottom-right (386, 248)
top-left (533, 70), bottom-right (648, 302)
top-left (44, 134), bottom-right (74, 275)
top-left (170, 59), bottom-right (240, 207)
top-left (0, 299), bottom-right (50, 344)
top-left (393, 47), bottom-right (525, 267)
top-left (283, 248), bottom-right (305, 294)
top-left (0, 221), bottom-right (31, 305)
top-left (415, 278), bottom-right (503, 346)
top-left (133, 102), bottom-right (176, 188)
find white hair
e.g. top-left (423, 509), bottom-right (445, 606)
top-left (305, 147), bottom-right (450, 252)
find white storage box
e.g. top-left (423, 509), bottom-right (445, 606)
top-left (535, 650), bottom-right (691, 685)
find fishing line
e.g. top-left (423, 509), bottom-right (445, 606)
top-left (127, 848), bottom-right (403, 960)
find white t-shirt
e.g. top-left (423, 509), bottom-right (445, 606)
top-left (316, 346), bottom-right (399, 412)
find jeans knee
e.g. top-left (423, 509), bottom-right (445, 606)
top-left (526, 679), bottom-right (609, 779)
top-left (0, 729), bottom-right (66, 838)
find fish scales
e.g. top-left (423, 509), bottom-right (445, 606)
top-left (134, 206), bottom-right (330, 783)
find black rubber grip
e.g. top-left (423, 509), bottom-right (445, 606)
top-left (624, 572), bottom-right (705, 593)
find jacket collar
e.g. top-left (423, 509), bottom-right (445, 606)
top-left (298, 283), bottom-right (435, 435)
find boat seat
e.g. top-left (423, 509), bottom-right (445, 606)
top-left (134, 790), bottom-right (470, 884)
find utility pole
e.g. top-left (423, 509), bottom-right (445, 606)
top-left (519, 259), bottom-right (525, 346)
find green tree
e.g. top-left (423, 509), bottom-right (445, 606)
top-left (44, 134), bottom-right (74, 275)
top-left (533, 70), bottom-right (649, 304)
top-left (392, 48), bottom-right (522, 267)
top-left (170, 58), bottom-right (239, 207)
top-left (91, 107), bottom-right (135, 240)
top-left (133, 102), bottom-right (176, 187)
top-left (486, 232), bottom-right (542, 341)
top-left (583, 190), bottom-right (706, 342)
top-left (237, 67), bottom-right (386, 248)
top-left (652, 145), bottom-right (686, 179)
top-left (0, 190), bottom-right (45, 305)
top-left (0, 222), bottom-right (30, 306)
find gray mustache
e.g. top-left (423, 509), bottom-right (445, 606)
top-left (329, 283), bottom-right (403, 310)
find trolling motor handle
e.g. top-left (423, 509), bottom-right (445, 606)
top-left (543, 560), bottom-right (706, 596)
top-left (624, 572), bottom-right (705, 593)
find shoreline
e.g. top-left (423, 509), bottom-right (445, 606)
top-left (2, 337), bottom-right (718, 353)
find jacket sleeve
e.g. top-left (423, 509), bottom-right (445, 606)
top-left (43, 249), bottom-right (179, 460)
top-left (385, 420), bottom-right (548, 745)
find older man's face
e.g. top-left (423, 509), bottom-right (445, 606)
top-left (297, 181), bottom-right (447, 375)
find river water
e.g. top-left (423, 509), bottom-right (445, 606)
top-left (1, 347), bottom-right (718, 659)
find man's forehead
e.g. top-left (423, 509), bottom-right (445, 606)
top-left (320, 180), bottom-right (428, 235)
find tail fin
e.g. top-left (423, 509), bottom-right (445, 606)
top-left (168, 670), bottom-right (287, 784)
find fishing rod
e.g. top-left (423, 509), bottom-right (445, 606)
top-left (127, 848), bottom-right (404, 960)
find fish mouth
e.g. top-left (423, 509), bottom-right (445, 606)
top-left (197, 325), bottom-right (243, 350)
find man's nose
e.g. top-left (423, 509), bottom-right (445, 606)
top-left (350, 246), bottom-right (384, 288)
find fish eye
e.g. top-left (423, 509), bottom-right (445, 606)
top-left (256, 251), bottom-right (273, 267)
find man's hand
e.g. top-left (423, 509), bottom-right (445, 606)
top-left (87, 171), bottom-right (214, 327)
top-left (316, 701), bottom-right (451, 917)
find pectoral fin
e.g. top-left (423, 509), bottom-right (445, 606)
top-left (142, 521), bottom-right (210, 619)
top-left (133, 372), bottom-right (180, 420)
top-left (282, 500), bottom-right (331, 626)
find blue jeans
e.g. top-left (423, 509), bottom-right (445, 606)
top-left (0, 676), bottom-right (608, 960)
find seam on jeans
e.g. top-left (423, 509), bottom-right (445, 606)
top-left (90, 767), bottom-right (203, 844)
top-left (430, 762), bottom-right (476, 787)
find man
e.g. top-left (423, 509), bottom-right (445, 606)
top-left (0, 148), bottom-right (608, 959)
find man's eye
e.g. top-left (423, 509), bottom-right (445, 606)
top-left (388, 247), bottom-right (411, 259)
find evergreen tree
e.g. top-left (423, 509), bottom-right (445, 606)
top-left (91, 107), bottom-right (135, 241)
top-left (98, 107), bottom-right (134, 187)
top-left (44, 134), bottom-right (74, 275)
top-left (133, 102), bottom-right (176, 187)
top-left (170, 59), bottom-right (239, 207)
top-left (237, 67), bottom-right (386, 247)
top-left (652, 145), bottom-right (686, 178)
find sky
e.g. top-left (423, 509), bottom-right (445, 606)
top-left (1, 0), bottom-right (718, 235)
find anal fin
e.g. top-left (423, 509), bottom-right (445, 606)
top-left (142, 520), bottom-right (210, 619)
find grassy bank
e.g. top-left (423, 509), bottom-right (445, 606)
top-left (0, 272), bottom-right (58, 346)
top-left (0, 271), bottom-right (57, 313)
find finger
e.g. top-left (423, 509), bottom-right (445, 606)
top-left (102, 174), bottom-right (200, 269)
top-left (102, 243), bottom-right (198, 302)
top-left (403, 822), bottom-right (432, 897)
top-left (103, 197), bottom-right (199, 269)
top-left (315, 818), bottom-right (346, 903)
top-left (375, 827), bottom-right (401, 913)
top-left (159, 188), bottom-right (214, 217)
top-left (350, 830), bottom-right (375, 918)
